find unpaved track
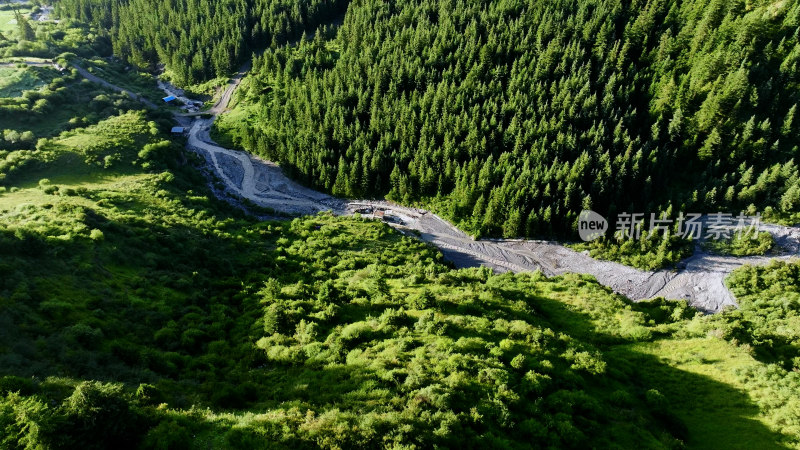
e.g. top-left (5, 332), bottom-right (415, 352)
top-left (29, 55), bottom-right (795, 313)
top-left (2, 59), bottom-right (160, 109)
top-left (208, 63), bottom-right (249, 115)
top-left (182, 77), bottom-right (800, 312)
top-left (71, 64), bottom-right (160, 109)
top-left (0, 61), bottom-right (50, 67)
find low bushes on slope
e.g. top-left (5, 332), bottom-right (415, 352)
top-left (0, 108), bottom-right (687, 447)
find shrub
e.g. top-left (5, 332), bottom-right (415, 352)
top-left (263, 303), bottom-right (288, 335)
top-left (339, 321), bottom-right (376, 347)
top-left (134, 384), bottom-right (163, 406)
top-left (60, 381), bottom-right (144, 449)
top-left (0, 376), bottom-right (36, 396)
top-left (63, 323), bottom-right (104, 348)
top-left (704, 231), bottom-right (774, 256)
top-left (571, 232), bottom-right (693, 270)
top-left (644, 389), bottom-right (667, 409)
top-left (407, 289), bottom-right (434, 309)
top-left (141, 420), bottom-right (192, 450)
top-left (89, 229), bottom-right (104, 241)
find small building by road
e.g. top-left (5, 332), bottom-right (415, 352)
top-left (163, 95), bottom-right (177, 103)
top-left (171, 126), bottom-right (186, 135)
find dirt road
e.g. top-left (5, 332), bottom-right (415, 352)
top-left (25, 53), bottom-right (791, 314)
top-left (71, 64), bottom-right (160, 109)
top-left (2, 59), bottom-right (160, 109)
top-left (0, 61), bottom-right (50, 68)
top-left (180, 78), bottom-right (800, 312)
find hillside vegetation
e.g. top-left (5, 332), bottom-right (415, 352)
top-left (3, 1), bottom-right (800, 448)
top-left (212, 0), bottom-right (800, 239)
top-left (0, 1), bottom-right (111, 59)
top-left (1, 95), bottom-right (800, 448)
top-left (54, 0), bottom-right (350, 84)
top-left (0, 108), bottom-right (686, 448)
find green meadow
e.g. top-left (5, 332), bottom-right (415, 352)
top-left (2, 2), bottom-right (800, 447)
top-left (0, 4), bottom-right (31, 36)
top-left (1, 105), bottom-right (800, 448)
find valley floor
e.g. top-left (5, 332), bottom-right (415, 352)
top-left (2, 56), bottom-right (800, 449)
top-left (8, 56), bottom-right (795, 313)
top-left (180, 77), bottom-right (800, 313)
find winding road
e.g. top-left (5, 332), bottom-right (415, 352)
top-left (0, 60), bottom-right (159, 109)
top-left (176, 70), bottom-right (800, 313)
top-left (72, 64), bottom-right (160, 109)
top-left (9, 57), bottom-right (799, 312)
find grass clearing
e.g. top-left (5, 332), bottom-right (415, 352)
top-left (175, 73), bottom-right (231, 107)
top-left (82, 58), bottom-right (165, 105)
top-left (0, 66), bottom-right (46, 97)
top-left (0, 151), bottom-right (138, 188)
top-left (0, 110), bottom-right (165, 216)
top-left (0, 65), bottom-right (161, 140)
top-left (213, 104), bottom-right (258, 148)
top-left (0, 5), bottom-right (31, 36)
top-left (612, 338), bottom-right (790, 449)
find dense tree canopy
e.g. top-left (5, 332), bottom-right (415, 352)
top-left (0, 110), bottom-right (690, 448)
top-left (55, 0), bottom-right (349, 84)
top-left (3, 10), bottom-right (800, 447)
top-left (216, 0), bottom-right (800, 238)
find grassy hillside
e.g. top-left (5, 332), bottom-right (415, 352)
top-left (0, 63), bottom-right (166, 153)
top-left (1, 102), bottom-right (800, 448)
top-left (0, 2), bottom-right (111, 60)
top-left (0, 109), bottom-right (682, 448)
top-left (0, 4), bottom-right (32, 36)
top-left (2, 7), bottom-right (800, 447)
top-left (0, 66), bottom-right (47, 98)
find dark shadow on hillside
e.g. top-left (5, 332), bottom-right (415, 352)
top-left (436, 246), bottom-right (487, 269)
top-left (512, 286), bottom-right (791, 449)
top-left (0, 204), bottom-right (792, 448)
top-left (608, 348), bottom-right (789, 450)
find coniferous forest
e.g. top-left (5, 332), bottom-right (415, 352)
top-left (55, 0), bottom-right (349, 84)
top-left (55, 0), bottom-right (800, 237)
top-left (213, 0), bottom-right (800, 238)
top-left (2, 0), bottom-right (800, 448)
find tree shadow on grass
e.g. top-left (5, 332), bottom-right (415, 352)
top-left (0, 205), bottom-right (792, 448)
top-left (609, 347), bottom-right (790, 450)
top-left (521, 283), bottom-right (791, 449)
